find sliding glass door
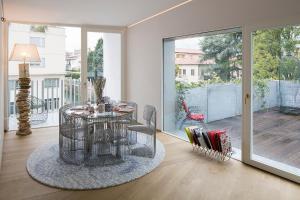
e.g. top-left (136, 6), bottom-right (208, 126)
top-left (85, 30), bottom-right (122, 103)
top-left (163, 24), bottom-right (300, 182)
top-left (249, 25), bottom-right (300, 178)
top-left (163, 28), bottom-right (243, 159)
top-left (6, 23), bottom-right (124, 131)
top-left (7, 23), bottom-right (81, 129)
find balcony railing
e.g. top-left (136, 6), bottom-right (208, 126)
top-left (8, 78), bottom-right (97, 116)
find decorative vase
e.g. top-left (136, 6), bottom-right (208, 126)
top-left (93, 76), bottom-right (106, 105)
top-left (96, 103), bottom-right (105, 113)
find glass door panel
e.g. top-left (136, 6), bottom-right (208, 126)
top-left (8, 23), bottom-right (81, 130)
top-left (163, 29), bottom-right (243, 159)
top-left (86, 31), bottom-right (122, 103)
top-left (251, 25), bottom-right (300, 174)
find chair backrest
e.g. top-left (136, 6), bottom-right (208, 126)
top-left (59, 104), bottom-right (72, 125)
top-left (143, 105), bottom-right (156, 130)
top-left (181, 99), bottom-right (190, 114)
top-left (120, 100), bottom-right (137, 121)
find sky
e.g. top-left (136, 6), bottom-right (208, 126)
top-left (175, 37), bottom-right (201, 50)
top-left (64, 27), bottom-right (103, 52)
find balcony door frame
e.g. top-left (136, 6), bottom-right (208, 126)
top-left (3, 20), bottom-right (127, 131)
top-left (242, 17), bottom-right (300, 183)
top-left (81, 26), bottom-right (127, 103)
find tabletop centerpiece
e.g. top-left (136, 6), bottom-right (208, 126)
top-left (93, 76), bottom-right (106, 112)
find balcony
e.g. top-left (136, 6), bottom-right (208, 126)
top-left (8, 78), bottom-right (97, 130)
top-left (168, 80), bottom-right (300, 170)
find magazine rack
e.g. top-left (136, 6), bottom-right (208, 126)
top-left (191, 144), bottom-right (232, 161)
top-left (185, 126), bottom-right (232, 162)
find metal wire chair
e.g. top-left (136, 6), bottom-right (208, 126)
top-left (59, 104), bottom-right (133, 166)
top-left (127, 105), bottom-right (156, 158)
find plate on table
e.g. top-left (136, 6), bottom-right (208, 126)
top-left (70, 111), bottom-right (85, 116)
top-left (118, 103), bottom-right (127, 107)
top-left (70, 106), bottom-right (85, 111)
top-left (118, 107), bottom-right (134, 113)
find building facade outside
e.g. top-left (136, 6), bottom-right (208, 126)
top-left (8, 23), bottom-right (66, 115)
top-left (175, 48), bottom-right (215, 83)
top-left (66, 50), bottom-right (81, 71)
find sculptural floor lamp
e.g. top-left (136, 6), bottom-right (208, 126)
top-left (9, 44), bottom-right (41, 136)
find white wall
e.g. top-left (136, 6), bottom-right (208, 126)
top-left (103, 33), bottom-right (121, 100)
top-left (127, 0), bottom-right (300, 129)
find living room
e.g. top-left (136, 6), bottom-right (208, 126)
top-left (1, 0), bottom-right (300, 199)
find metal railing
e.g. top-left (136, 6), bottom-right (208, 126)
top-left (8, 78), bottom-right (97, 116)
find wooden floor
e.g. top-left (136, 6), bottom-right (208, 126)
top-left (208, 108), bottom-right (300, 168)
top-left (1, 127), bottom-right (300, 200)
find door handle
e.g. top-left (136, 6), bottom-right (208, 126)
top-left (244, 93), bottom-right (250, 104)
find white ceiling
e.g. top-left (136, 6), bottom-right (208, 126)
top-left (3, 0), bottom-right (187, 27)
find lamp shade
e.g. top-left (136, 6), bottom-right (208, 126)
top-left (9, 44), bottom-right (41, 62)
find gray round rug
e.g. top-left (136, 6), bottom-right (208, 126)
top-left (27, 140), bottom-right (165, 190)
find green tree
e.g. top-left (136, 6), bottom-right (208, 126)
top-left (200, 32), bottom-right (242, 81)
top-left (252, 26), bottom-right (300, 109)
top-left (279, 56), bottom-right (300, 80)
top-left (31, 25), bottom-right (48, 32)
top-left (253, 26), bottom-right (300, 80)
top-left (88, 38), bottom-right (103, 78)
top-left (253, 29), bottom-right (281, 80)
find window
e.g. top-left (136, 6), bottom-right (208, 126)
top-left (44, 98), bottom-right (60, 110)
top-left (9, 102), bottom-right (15, 115)
top-left (251, 25), bottom-right (300, 172)
top-left (30, 57), bottom-right (45, 67)
top-left (191, 69), bottom-right (195, 76)
top-left (44, 78), bottom-right (59, 88)
top-left (8, 80), bottom-right (17, 115)
top-left (8, 80), bottom-right (17, 90)
top-left (163, 28), bottom-right (242, 161)
top-left (30, 36), bottom-right (45, 48)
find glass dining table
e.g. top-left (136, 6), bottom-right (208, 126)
top-left (59, 103), bottom-right (135, 166)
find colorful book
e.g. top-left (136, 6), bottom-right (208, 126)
top-left (214, 133), bottom-right (222, 152)
top-left (193, 128), bottom-right (207, 148)
top-left (192, 131), bottom-right (201, 146)
top-left (219, 131), bottom-right (232, 154)
top-left (184, 127), bottom-right (194, 144)
top-left (208, 131), bottom-right (218, 150)
top-left (202, 132), bottom-right (212, 149)
top-left (188, 126), bottom-right (200, 146)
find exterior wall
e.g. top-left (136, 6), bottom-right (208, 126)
top-left (127, 0), bottom-right (300, 129)
top-left (66, 50), bottom-right (81, 71)
top-left (182, 81), bottom-right (280, 123)
top-left (177, 64), bottom-right (199, 83)
top-left (9, 24), bottom-right (66, 76)
top-left (69, 57), bottom-right (81, 70)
